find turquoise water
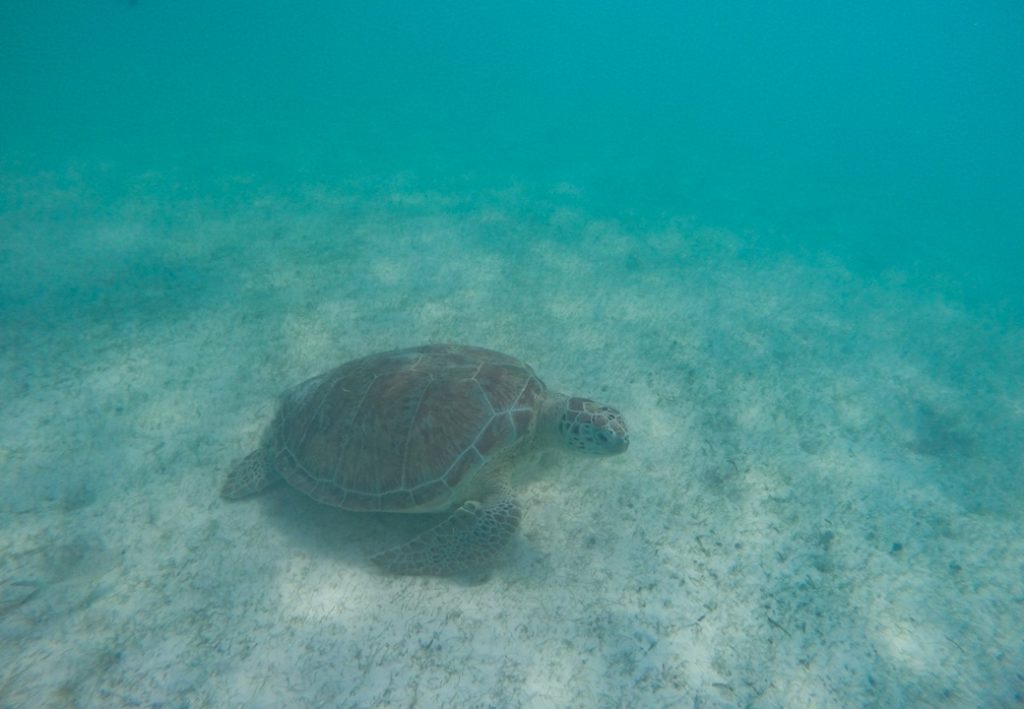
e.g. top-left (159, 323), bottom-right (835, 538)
top-left (4, 2), bottom-right (1022, 309)
top-left (2, 2), bottom-right (1022, 706)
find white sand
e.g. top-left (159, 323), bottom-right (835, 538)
top-left (1, 172), bottom-right (1022, 707)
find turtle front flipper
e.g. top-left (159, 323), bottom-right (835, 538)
top-left (372, 494), bottom-right (522, 575)
top-left (221, 449), bottom-right (281, 499)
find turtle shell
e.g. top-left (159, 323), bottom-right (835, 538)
top-left (265, 345), bottom-right (546, 513)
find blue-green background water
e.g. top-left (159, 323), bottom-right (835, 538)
top-left (2, 2), bottom-right (1023, 706)
top-left (3, 1), bottom-right (1022, 310)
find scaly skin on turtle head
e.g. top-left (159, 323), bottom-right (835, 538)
top-left (540, 394), bottom-right (629, 455)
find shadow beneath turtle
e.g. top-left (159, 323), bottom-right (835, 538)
top-left (249, 483), bottom-right (484, 577)
top-left (240, 484), bottom-right (534, 583)
top-left (904, 399), bottom-right (977, 459)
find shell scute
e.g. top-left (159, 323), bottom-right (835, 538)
top-left (269, 345), bottom-right (546, 511)
top-left (476, 412), bottom-right (515, 457)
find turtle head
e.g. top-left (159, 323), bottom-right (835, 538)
top-left (550, 397), bottom-right (629, 455)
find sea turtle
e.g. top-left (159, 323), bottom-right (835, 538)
top-left (222, 344), bottom-right (629, 575)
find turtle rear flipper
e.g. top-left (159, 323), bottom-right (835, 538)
top-left (372, 495), bottom-right (521, 575)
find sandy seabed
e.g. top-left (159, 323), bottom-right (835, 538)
top-left (1, 171), bottom-right (1022, 707)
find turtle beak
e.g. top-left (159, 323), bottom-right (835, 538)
top-left (607, 428), bottom-right (629, 454)
top-left (595, 413), bottom-right (629, 454)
